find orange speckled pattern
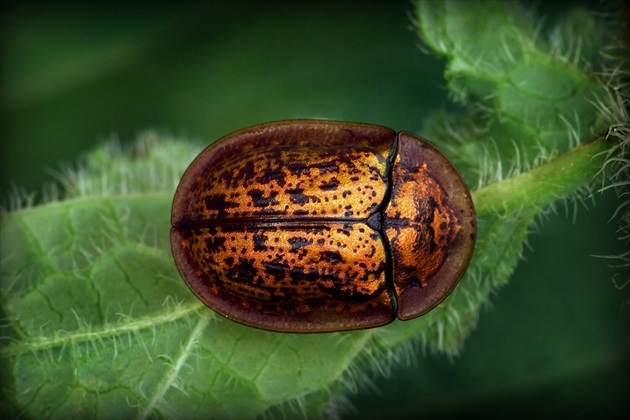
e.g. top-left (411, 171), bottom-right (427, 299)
top-left (172, 223), bottom-right (394, 332)
top-left (171, 121), bottom-right (476, 332)
top-left (389, 133), bottom-right (476, 320)
top-left (384, 138), bottom-right (459, 319)
top-left (172, 122), bottom-right (393, 226)
top-left (187, 224), bottom-right (387, 301)
top-left (189, 146), bottom-right (389, 220)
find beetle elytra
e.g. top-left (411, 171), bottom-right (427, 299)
top-left (171, 120), bottom-right (476, 333)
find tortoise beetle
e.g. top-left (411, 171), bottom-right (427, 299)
top-left (171, 120), bottom-right (476, 332)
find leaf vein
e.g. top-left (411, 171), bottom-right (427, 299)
top-left (0, 301), bottom-right (204, 357)
top-left (136, 314), bottom-right (211, 419)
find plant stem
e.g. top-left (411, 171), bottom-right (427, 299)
top-left (473, 137), bottom-right (609, 216)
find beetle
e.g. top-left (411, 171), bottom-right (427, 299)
top-left (171, 120), bottom-right (476, 333)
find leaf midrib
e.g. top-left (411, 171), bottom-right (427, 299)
top-left (0, 301), bottom-right (205, 357)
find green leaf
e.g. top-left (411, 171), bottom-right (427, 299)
top-left (417, 0), bottom-right (611, 185)
top-left (2, 1), bottom-right (628, 418)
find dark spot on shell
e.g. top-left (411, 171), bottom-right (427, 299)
top-left (228, 258), bottom-right (257, 284)
top-left (263, 261), bottom-right (290, 281)
top-left (248, 189), bottom-right (280, 208)
top-left (319, 177), bottom-right (340, 191)
top-left (204, 194), bottom-right (239, 216)
top-left (288, 236), bottom-right (313, 252)
top-left (204, 235), bottom-right (226, 251)
top-left (321, 250), bottom-right (344, 265)
top-left (253, 233), bottom-right (268, 251)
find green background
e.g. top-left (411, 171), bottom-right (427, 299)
top-left (1, 1), bottom-right (628, 418)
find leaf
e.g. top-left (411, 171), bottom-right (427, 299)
top-left (1, 1), bottom-right (628, 418)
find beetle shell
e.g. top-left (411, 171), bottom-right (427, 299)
top-left (171, 120), bottom-right (476, 333)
